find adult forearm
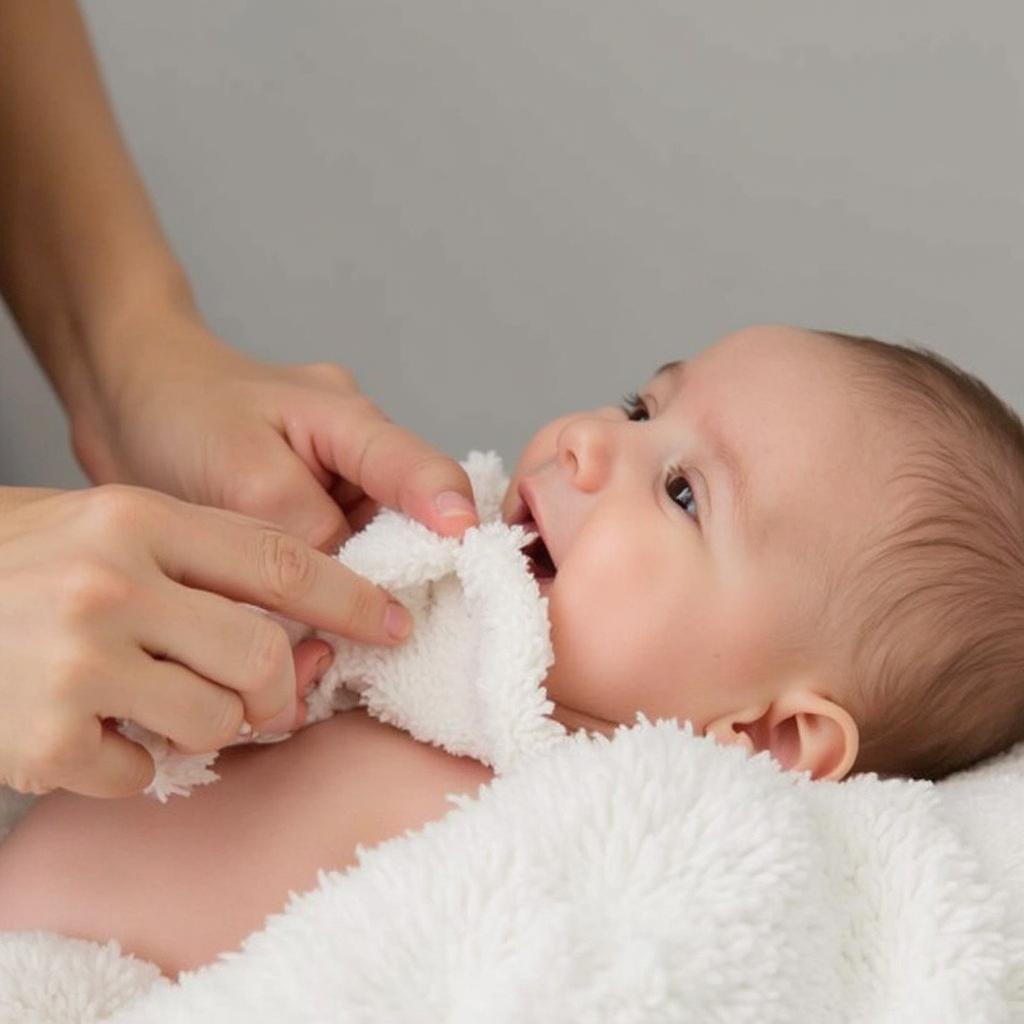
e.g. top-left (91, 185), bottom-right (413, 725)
top-left (0, 1), bottom-right (199, 423)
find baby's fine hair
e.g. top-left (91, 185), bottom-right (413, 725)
top-left (822, 331), bottom-right (1024, 780)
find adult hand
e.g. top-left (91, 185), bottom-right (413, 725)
top-left (72, 311), bottom-right (479, 552)
top-left (0, 484), bottom-right (412, 798)
top-left (0, 0), bottom-right (477, 551)
top-left (0, 1), bottom-right (478, 801)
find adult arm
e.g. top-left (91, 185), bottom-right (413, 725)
top-left (0, 0), bottom-right (478, 550)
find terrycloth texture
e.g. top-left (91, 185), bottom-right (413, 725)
top-left (0, 450), bottom-right (1022, 1021)
top-left (129, 450), bottom-right (564, 800)
top-left (0, 727), bottom-right (1022, 1022)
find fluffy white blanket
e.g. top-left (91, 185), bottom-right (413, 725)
top-left (0, 453), bottom-right (1021, 1022)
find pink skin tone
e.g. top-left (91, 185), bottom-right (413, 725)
top-left (501, 324), bottom-right (887, 781)
top-left (174, 634), bottom-right (332, 744)
top-left (0, 324), bottom-right (887, 979)
top-left (0, 709), bottom-right (490, 977)
top-left (275, 637), bottom-right (334, 731)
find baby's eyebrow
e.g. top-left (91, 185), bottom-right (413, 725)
top-left (653, 359), bottom-right (685, 380)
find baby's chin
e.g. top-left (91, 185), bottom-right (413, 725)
top-left (547, 701), bottom-right (618, 737)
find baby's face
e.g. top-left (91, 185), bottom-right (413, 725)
top-left (502, 325), bottom-right (892, 741)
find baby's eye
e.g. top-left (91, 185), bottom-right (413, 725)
top-left (666, 468), bottom-right (698, 521)
top-left (620, 391), bottom-right (649, 421)
top-left (621, 392), bottom-right (699, 522)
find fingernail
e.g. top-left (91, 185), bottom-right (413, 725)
top-left (237, 721), bottom-right (254, 737)
top-left (385, 601), bottom-right (412, 640)
top-left (434, 491), bottom-right (477, 519)
top-left (304, 654), bottom-right (332, 696)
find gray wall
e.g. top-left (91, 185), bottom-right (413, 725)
top-left (2, 0), bottom-right (1022, 488)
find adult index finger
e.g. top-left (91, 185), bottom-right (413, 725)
top-left (153, 503), bottom-right (413, 645)
top-left (305, 393), bottom-right (479, 538)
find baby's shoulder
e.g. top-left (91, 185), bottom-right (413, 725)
top-left (300, 710), bottom-right (494, 854)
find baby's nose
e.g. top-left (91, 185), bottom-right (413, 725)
top-left (557, 415), bottom-right (616, 492)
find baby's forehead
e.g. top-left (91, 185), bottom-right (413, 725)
top-left (673, 326), bottom-right (845, 385)
top-left (651, 329), bottom-right (865, 435)
top-left (662, 329), bottom-right (900, 550)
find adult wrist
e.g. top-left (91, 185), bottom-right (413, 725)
top-left (62, 273), bottom-right (232, 479)
top-left (75, 263), bottom-right (204, 397)
top-left (17, 256), bottom-right (198, 418)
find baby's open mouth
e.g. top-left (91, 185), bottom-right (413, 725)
top-left (521, 521), bottom-right (557, 582)
top-left (507, 481), bottom-right (558, 584)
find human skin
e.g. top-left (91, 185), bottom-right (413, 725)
top-left (0, 711), bottom-right (492, 977)
top-left (0, 2), bottom-right (478, 551)
top-left (502, 324), bottom-right (896, 781)
top-left (0, 324), bottom-right (889, 975)
top-left (0, 485), bottom-right (416, 797)
top-left (0, 1), bottom-right (479, 798)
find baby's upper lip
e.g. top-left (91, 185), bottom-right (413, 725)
top-left (517, 479), bottom-right (558, 568)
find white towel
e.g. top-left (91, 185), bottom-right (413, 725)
top-left (130, 450), bottom-right (565, 800)
top-left (0, 451), bottom-right (1021, 1022)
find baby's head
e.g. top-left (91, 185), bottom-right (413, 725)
top-left (501, 325), bottom-right (1024, 781)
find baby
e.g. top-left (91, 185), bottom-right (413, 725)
top-left (1, 324), bottom-right (1022, 977)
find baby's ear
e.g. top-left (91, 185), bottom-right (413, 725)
top-left (704, 690), bottom-right (859, 781)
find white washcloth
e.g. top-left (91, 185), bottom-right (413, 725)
top-left (129, 450), bottom-right (565, 800)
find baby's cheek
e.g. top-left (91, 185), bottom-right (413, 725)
top-left (544, 546), bottom-right (676, 722)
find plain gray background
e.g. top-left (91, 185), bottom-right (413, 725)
top-left (2, 0), bottom-right (1022, 488)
